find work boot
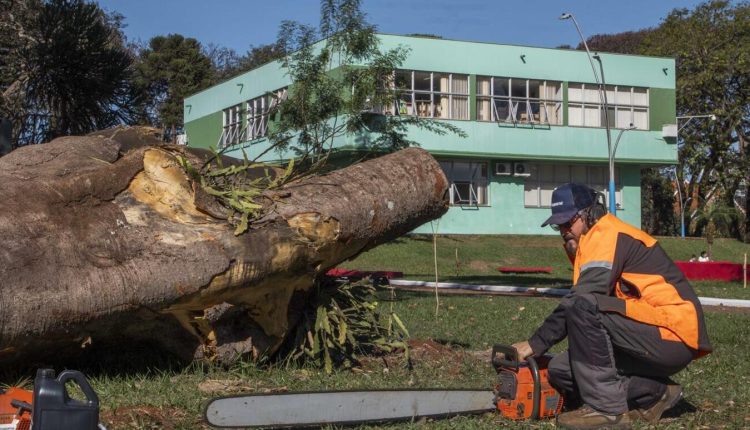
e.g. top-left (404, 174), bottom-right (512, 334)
top-left (556, 404), bottom-right (631, 429)
top-left (629, 384), bottom-right (682, 423)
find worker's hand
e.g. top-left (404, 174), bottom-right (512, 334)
top-left (512, 341), bottom-right (533, 361)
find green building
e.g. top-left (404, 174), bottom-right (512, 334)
top-left (183, 34), bottom-right (677, 235)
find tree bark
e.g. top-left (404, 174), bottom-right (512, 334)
top-left (0, 126), bottom-right (449, 367)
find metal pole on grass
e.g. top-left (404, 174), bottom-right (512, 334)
top-left (673, 166), bottom-right (686, 239)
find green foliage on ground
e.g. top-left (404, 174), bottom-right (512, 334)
top-left (281, 280), bottom-right (410, 374)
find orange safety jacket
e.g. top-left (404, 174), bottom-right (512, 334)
top-left (530, 214), bottom-right (712, 357)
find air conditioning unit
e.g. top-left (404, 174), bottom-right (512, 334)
top-left (514, 162), bottom-right (531, 177)
top-left (662, 124), bottom-right (678, 140)
top-left (495, 162), bottom-right (512, 176)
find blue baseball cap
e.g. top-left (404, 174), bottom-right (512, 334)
top-left (541, 183), bottom-right (596, 227)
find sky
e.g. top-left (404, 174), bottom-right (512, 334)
top-left (95, 0), bottom-right (711, 53)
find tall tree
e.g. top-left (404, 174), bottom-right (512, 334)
top-left (207, 42), bottom-right (286, 84)
top-left (265, 0), bottom-right (465, 167)
top-left (580, 1), bottom-right (750, 239)
top-left (580, 28), bottom-right (678, 232)
top-left (134, 34), bottom-right (214, 141)
top-left (641, 1), bottom-right (750, 239)
top-left (237, 43), bottom-right (287, 74)
top-left (641, 168), bottom-right (677, 235)
top-left (0, 0), bottom-right (141, 147)
top-left (581, 29), bottom-right (654, 55)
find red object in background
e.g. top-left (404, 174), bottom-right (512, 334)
top-left (325, 269), bottom-right (403, 281)
top-left (497, 267), bottom-right (553, 274)
top-left (674, 261), bottom-right (745, 282)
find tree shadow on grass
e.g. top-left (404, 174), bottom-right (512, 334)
top-left (0, 314), bottom-right (202, 383)
top-left (0, 339), bottom-right (196, 387)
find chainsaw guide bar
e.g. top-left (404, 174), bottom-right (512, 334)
top-left (204, 389), bottom-right (496, 428)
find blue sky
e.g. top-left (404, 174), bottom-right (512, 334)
top-left (96, 0), bottom-right (710, 53)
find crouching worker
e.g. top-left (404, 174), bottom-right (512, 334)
top-left (511, 183), bottom-right (712, 430)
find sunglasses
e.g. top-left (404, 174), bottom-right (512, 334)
top-left (551, 214), bottom-right (580, 232)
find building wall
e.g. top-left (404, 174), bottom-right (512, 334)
top-left (412, 164), bottom-right (642, 235)
top-left (184, 34), bottom-right (676, 235)
top-left (375, 34), bottom-right (674, 91)
top-left (184, 110), bottom-right (222, 149)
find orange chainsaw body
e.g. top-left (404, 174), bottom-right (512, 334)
top-left (492, 344), bottom-right (564, 420)
top-left (0, 387), bottom-right (32, 430)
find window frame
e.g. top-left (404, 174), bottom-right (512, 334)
top-left (221, 104), bottom-right (243, 148)
top-left (439, 159), bottom-right (490, 207)
top-left (246, 87), bottom-right (288, 141)
top-left (568, 83), bottom-right (649, 130)
top-left (389, 70), bottom-right (470, 120)
top-left (523, 163), bottom-right (623, 209)
top-left (476, 76), bottom-right (563, 125)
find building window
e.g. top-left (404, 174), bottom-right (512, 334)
top-left (246, 87), bottom-right (288, 141)
top-left (476, 77), bottom-right (562, 125)
top-left (221, 104), bottom-right (242, 148)
top-left (524, 164), bottom-right (622, 208)
top-left (387, 70), bottom-right (469, 120)
top-left (568, 84), bottom-right (648, 130)
top-left (439, 160), bottom-right (488, 206)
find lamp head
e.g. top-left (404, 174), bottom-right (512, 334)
top-left (710, 114), bottom-right (717, 121)
top-left (559, 13), bottom-right (572, 20)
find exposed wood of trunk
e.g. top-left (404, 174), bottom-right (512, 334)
top-left (0, 127), bottom-right (449, 366)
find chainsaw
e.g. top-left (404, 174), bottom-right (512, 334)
top-left (204, 344), bottom-right (564, 428)
top-left (0, 369), bottom-right (101, 430)
top-left (0, 388), bottom-right (32, 430)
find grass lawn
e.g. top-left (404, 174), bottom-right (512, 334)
top-left (6, 235), bottom-right (750, 429)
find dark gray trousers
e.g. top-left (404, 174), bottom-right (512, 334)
top-left (547, 294), bottom-right (694, 414)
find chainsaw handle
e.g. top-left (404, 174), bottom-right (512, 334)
top-left (527, 356), bottom-right (541, 420)
top-left (491, 344), bottom-right (520, 370)
top-left (10, 398), bottom-right (32, 413)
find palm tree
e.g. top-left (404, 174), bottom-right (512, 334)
top-left (691, 202), bottom-right (740, 259)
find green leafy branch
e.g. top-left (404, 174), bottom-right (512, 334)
top-left (284, 279), bottom-right (410, 374)
top-left (178, 148), bottom-right (294, 235)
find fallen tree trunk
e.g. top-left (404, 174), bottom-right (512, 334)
top-left (0, 127), bottom-right (449, 367)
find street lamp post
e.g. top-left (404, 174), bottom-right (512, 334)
top-left (560, 13), bottom-right (616, 214)
top-left (673, 114), bottom-right (717, 239)
top-left (609, 124), bottom-right (637, 212)
top-left (678, 114), bottom-right (716, 132)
